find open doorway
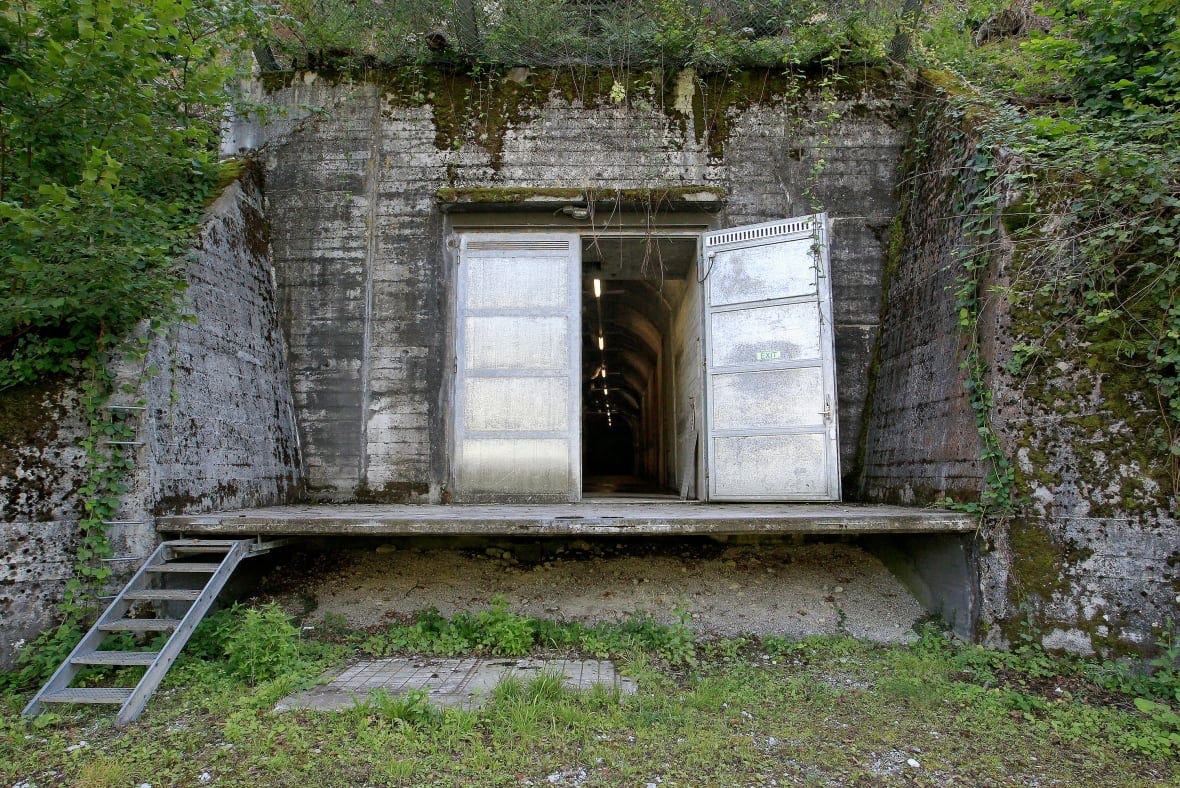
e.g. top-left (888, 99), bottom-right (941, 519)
top-left (580, 234), bottom-right (702, 499)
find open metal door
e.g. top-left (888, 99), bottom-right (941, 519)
top-left (701, 214), bottom-right (840, 501)
top-left (453, 233), bottom-right (581, 502)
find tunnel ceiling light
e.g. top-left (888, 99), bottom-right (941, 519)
top-left (593, 278), bottom-right (602, 298)
top-left (598, 335), bottom-right (604, 350)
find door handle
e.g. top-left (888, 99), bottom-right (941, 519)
top-left (818, 397), bottom-right (831, 421)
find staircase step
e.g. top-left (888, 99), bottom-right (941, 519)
top-left (168, 543), bottom-right (237, 554)
top-left (99, 619), bottom-right (181, 632)
top-left (123, 589), bottom-right (201, 601)
top-left (42, 688), bottom-right (134, 705)
top-left (145, 563), bottom-right (219, 573)
top-left (166, 539), bottom-right (240, 547)
top-left (73, 651), bottom-right (160, 666)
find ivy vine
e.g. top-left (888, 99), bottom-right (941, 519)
top-left (939, 111), bottom-right (1020, 519)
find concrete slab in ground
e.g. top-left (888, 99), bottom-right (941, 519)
top-left (276, 657), bottom-right (634, 712)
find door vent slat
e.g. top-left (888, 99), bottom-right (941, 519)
top-left (704, 218), bottom-right (815, 248)
top-left (465, 239), bottom-right (572, 252)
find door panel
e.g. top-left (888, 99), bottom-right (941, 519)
top-left (707, 237), bottom-right (818, 304)
top-left (709, 302), bottom-right (822, 366)
top-left (454, 234), bottom-right (581, 502)
top-left (702, 215), bottom-right (840, 501)
top-left (711, 434), bottom-right (829, 497)
top-left (465, 316), bottom-right (569, 369)
top-left (710, 367), bottom-right (824, 430)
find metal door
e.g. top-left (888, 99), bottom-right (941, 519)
top-left (701, 214), bottom-right (840, 501)
top-left (453, 233), bottom-right (581, 502)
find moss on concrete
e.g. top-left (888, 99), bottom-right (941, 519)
top-left (260, 65), bottom-right (902, 169)
top-left (435, 185), bottom-right (726, 207)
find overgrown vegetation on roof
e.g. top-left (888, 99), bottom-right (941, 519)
top-left (263, 0), bottom-right (900, 71)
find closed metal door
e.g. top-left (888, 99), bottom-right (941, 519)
top-left (453, 234), bottom-right (581, 502)
top-left (701, 215), bottom-right (840, 501)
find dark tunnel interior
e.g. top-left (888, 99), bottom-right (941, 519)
top-left (580, 234), bottom-right (697, 498)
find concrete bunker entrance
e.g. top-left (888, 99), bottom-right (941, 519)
top-left (448, 209), bottom-right (842, 503)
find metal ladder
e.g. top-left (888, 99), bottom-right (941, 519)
top-left (23, 538), bottom-right (284, 726)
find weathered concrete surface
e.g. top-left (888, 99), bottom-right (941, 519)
top-left (0, 169), bottom-right (303, 669)
top-left (264, 539), bottom-right (928, 642)
top-left (857, 95), bottom-right (983, 505)
top-left (239, 68), bottom-right (907, 502)
top-left (124, 167), bottom-right (303, 519)
top-left (862, 533), bottom-right (979, 639)
top-left (275, 657), bottom-right (635, 712)
top-left (159, 502), bottom-right (974, 536)
top-left (0, 382), bottom-right (89, 669)
top-left (857, 82), bottom-right (1179, 653)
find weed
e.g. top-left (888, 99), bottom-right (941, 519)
top-left (75, 756), bottom-right (130, 787)
top-left (365, 601), bottom-right (698, 665)
top-left (220, 604), bottom-right (303, 685)
top-left (353, 688), bottom-right (442, 729)
top-left (760, 635), bottom-right (801, 658)
top-left (4, 621), bottom-right (83, 690)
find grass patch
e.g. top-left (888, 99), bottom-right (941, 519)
top-left (2, 607), bottom-right (1178, 785)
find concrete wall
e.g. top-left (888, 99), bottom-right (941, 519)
top-left (858, 97), bottom-right (985, 504)
top-left (0, 384), bottom-right (90, 668)
top-left (857, 84), bottom-right (1179, 654)
top-left (244, 67), bottom-right (907, 502)
top-left (0, 168), bottom-right (302, 668)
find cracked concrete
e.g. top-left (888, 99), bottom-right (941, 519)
top-left (276, 657), bottom-right (634, 712)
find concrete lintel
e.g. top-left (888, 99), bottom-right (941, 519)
top-left (159, 503), bottom-right (975, 537)
top-left (435, 186), bottom-right (725, 214)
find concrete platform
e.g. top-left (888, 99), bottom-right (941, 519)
top-left (158, 502), bottom-right (974, 537)
top-left (275, 657), bottom-right (634, 712)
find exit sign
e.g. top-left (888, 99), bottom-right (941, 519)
top-left (756, 350), bottom-right (782, 362)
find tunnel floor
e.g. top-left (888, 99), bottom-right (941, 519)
top-left (582, 474), bottom-right (678, 497)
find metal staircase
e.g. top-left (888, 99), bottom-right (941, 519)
top-left (23, 538), bottom-right (286, 726)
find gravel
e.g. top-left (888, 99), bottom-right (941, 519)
top-left (265, 537), bottom-right (926, 642)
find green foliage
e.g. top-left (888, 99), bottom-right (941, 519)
top-left (6, 619), bottom-right (1180, 782)
top-left (351, 687), bottom-right (443, 729)
top-left (216, 603), bottom-right (304, 685)
top-left (362, 598), bottom-right (698, 665)
top-left (1, 621), bottom-right (83, 690)
top-left (260, 0), bottom-right (898, 71)
top-left (180, 602), bottom-right (309, 686)
top-left (920, 0), bottom-right (1180, 506)
top-left (0, 0), bottom-right (266, 390)
top-left (1024, 0), bottom-right (1179, 115)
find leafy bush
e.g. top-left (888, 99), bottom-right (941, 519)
top-left (181, 603), bottom-right (304, 685)
top-left (1, 621), bottom-right (84, 690)
top-left (0, 0), bottom-right (265, 389)
top-left (220, 604), bottom-right (303, 685)
top-left (261, 0), bottom-right (900, 70)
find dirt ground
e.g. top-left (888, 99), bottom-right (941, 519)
top-left (260, 537), bottom-right (927, 642)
